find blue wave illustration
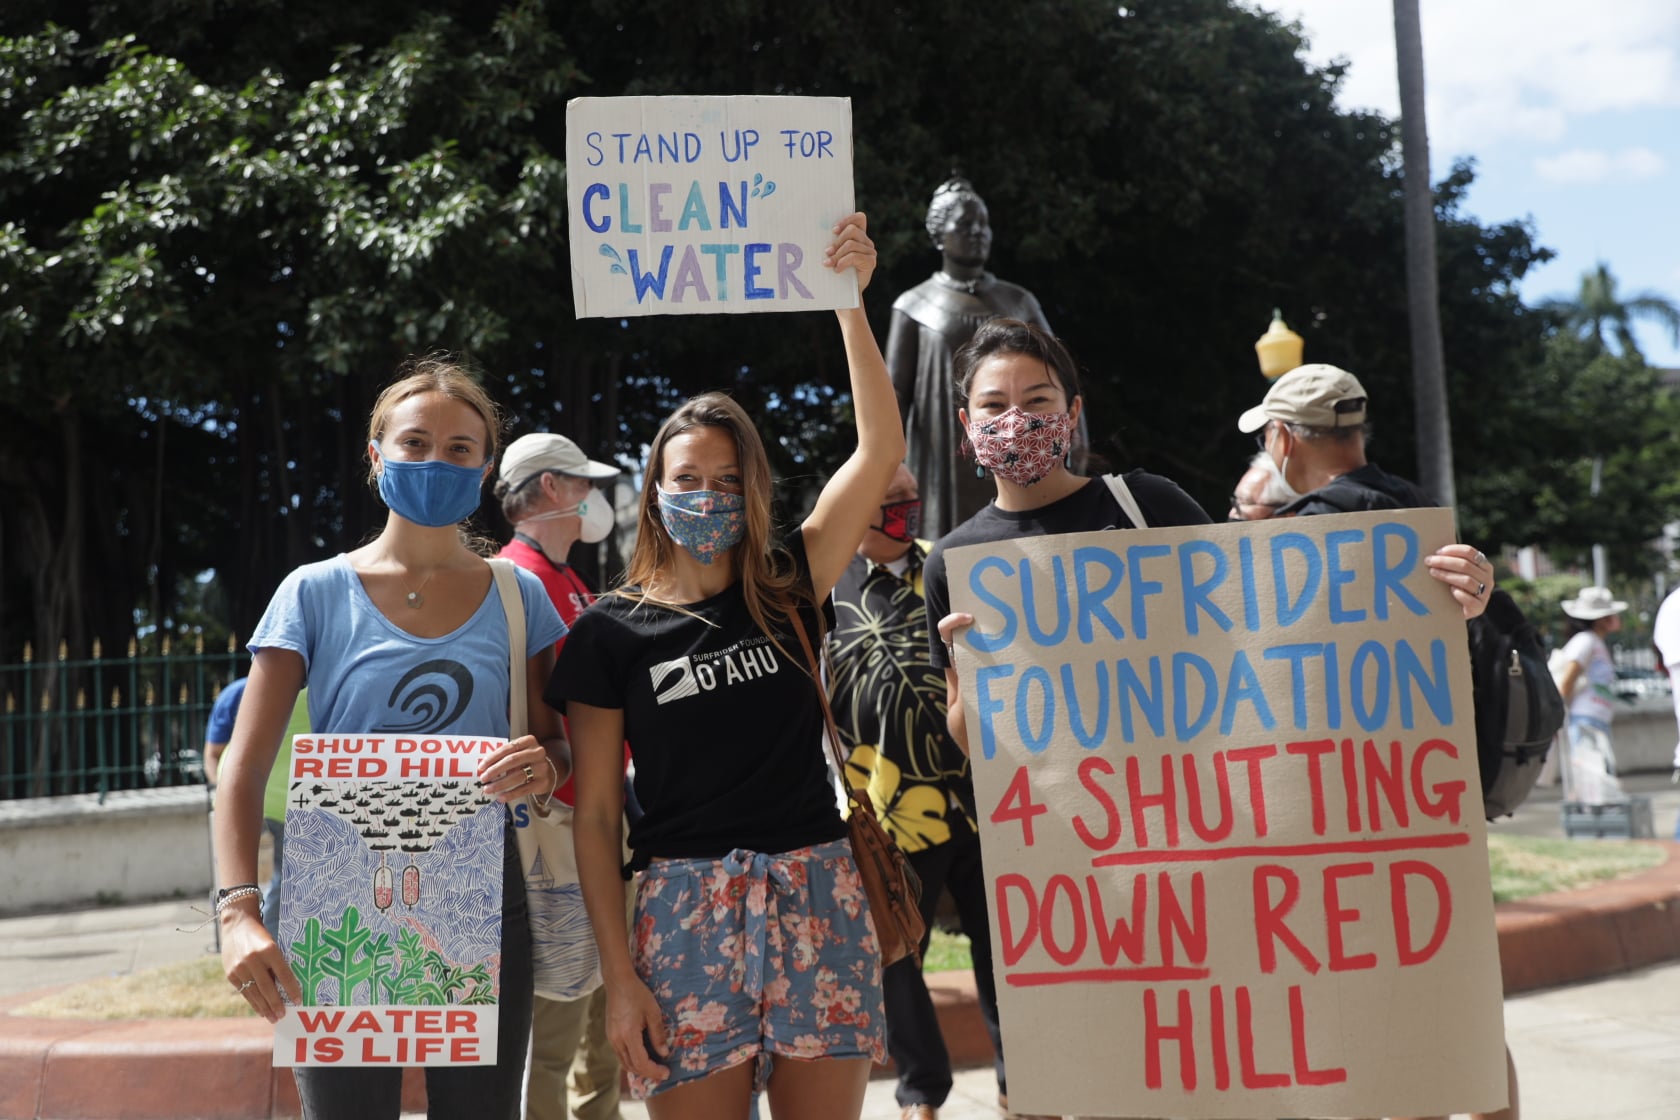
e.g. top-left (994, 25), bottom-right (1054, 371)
top-left (528, 883), bottom-right (599, 999)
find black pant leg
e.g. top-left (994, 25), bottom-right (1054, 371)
top-left (883, 838), bottom-right (960, 1108)
top-left (943, 826), bottom-right (1006, 1095)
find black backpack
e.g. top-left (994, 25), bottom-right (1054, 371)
top-left (1466, 590), bottom-right (1566, 818)
top-left (1294, 476), bottom-right (1565, 819)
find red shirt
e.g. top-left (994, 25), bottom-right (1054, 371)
top-left (497, 535), bottom-right (625, 804)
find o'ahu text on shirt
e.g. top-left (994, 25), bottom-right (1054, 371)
top-left (649, 634), bottom-right (782, 705)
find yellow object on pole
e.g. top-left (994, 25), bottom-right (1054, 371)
top-left (1254, 308), bottom-right (1304, 380)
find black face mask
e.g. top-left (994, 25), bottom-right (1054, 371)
top-left (873, 499), bottom-right (921, 543)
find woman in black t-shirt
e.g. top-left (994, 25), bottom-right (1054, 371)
top-left (551, 213), bottom-right (903, 1120)
top-left (920, 318), bottom-right (1216, 758)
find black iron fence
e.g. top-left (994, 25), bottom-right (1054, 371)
top-left (1, 635), bottom-right (247, 801)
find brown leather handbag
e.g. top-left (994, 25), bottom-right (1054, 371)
top-left (788, 606), bottom-right (927, 968)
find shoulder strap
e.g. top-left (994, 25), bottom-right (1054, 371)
top-left (786, 604), bottom-right (871, 820)
top-left (488, 559), bottom-right (528, 739)
top-left (1103, 473), bottom-right (1149, 529)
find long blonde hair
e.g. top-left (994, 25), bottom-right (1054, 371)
top-left (618, 393), bottom-right (804, 651)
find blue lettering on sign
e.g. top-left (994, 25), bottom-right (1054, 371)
top-left (606, 131), bottom-right (704, 164)
top-left (581, 183), bottom-right (611, 233)
top-left (743, 243), bottom-right (773, 300)
top-left (627, 246), bottom-right (674, 303)
top-left (966, 557), bottom-right (1019, 653)
top-left (778, 129), bottom-right (836, 158)
top-left (1270, 532), bottom-right (1323, 628)
top-left (1371, 523), bottom-right (1429, 619)
top-left (720, 129), bottom-right (760, 163)
top-left (974, 663), bottom-right (1015, 760)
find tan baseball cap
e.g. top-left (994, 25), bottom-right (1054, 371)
top-left (1237, 364), bottom-right (1369, 433)
top-left (498, 433), bottom-right (619, 491)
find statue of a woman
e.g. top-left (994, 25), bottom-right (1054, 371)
top-left (887, 177), bottom-right (1084, 537)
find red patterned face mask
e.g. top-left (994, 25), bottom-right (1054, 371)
top-left (968, 407), bottom-right (1076, 486)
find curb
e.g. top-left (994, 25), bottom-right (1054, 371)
top-left (6, 843), bottom-right (1680, 1119)
top-left (1495, 839), bottom-right (1680, 996)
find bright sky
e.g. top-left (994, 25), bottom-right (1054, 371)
top-left (1260, 0), bottom-right (1680, 368)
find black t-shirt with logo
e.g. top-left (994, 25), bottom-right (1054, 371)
top-left (548, 529), bottom-right (843, 866)
top-left (923, 472), bottom-right (1213, 670)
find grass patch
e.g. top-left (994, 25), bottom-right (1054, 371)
top-left (10, 956), bottom-right (258, 1020)
top-left (1487, 833), bottom-right (1665, 903)
top-left (923, 927), bottom-right (974, 973)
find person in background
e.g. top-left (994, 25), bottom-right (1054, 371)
top-left (205, 679), bottom-right (308, 937)
top-left (1227, 450), bottom-right (1293, 522)
top-left (495, 432), bottom-right (626, 1120)
top-left (1235, 362), bottom-right (1510, 1120)
top-left (824, 463), bottom-right (1003, 1120)
top-left (1557, 586), bottom-right (1630, 809)
top-left (1652, 585), bottom-right (1680, 813)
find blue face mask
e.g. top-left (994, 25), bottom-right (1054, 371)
top-left (374, 449), bottom-right (487, 527)
top-left (656, 487), bottom-right (746, 564)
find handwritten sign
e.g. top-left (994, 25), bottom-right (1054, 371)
top-left (565, 95), bottom-right (856, 318)
top-left (274, 734), bottom-right (505, 1067)
top-left (946, 510), bottom-right (1506, 1119)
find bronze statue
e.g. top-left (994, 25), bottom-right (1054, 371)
top-left (887, 177), bottom-right (1085, 537)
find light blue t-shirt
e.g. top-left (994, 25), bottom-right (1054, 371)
top-left (249, 555), bottom-right (565, 737)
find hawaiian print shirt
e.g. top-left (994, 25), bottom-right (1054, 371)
top-left (826, 543), bottom-right (976, 852)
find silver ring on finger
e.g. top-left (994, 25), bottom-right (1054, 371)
top-left (236, 978), bottom-right (256, 993)
top-left (1477, 581), bottom-right (1486, 596)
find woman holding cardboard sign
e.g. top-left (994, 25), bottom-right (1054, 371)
top-left (213, 360), bottom-right (569, 1120)
top-left (552, 212), bottom-right (902, 1120)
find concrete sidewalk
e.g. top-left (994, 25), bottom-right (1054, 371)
top-left (5, 773), bottom-right (1680, 1119)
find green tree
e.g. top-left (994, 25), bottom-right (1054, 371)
top-left (1, 0), bottom-right (1570, 730)
top-left (0, 5), bottom-right (579, 668)
top-left (1456, 332), bottom-right (1680, 577)
top-left (1537, 262), bottom-right (1680, 360)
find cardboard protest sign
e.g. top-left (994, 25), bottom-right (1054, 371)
top-left (565, 95), bottom-right (856, 318)
top-left (274, 734), bottom-right (505, 1067)
top-left (946, 510), bottom-right (1505, 1119)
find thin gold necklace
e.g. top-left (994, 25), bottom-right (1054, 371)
top-left (398, 568), bottom-right (436, 609)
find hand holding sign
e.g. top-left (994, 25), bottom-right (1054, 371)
top-left (824, 211), bottom-right (875, 294)
top-left (1425, 542), bottom-right (1497, 618)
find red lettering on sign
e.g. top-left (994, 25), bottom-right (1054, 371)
top-left (1072, 757), bottom-right (1121, 851)
top-left (1391, 859), bottom-right (1453, 966)
top-left (991, 766), bottom-right (1049, 846)
top-left (1252, 866), bottom-right (1321, 975)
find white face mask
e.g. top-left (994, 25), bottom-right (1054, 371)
top-left (1260, 448), bottom-right (1303, 504)
top-left (572, 488), bottom-right (615, 543)
top-left (519, 486), bottom-right (615, 543)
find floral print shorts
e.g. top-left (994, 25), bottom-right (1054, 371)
top-left (630, 838), bottom-right (886, 1099)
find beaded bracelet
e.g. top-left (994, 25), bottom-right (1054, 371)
top-left (213, 886), bottom-right (262, 915)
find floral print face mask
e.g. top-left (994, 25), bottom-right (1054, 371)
top-left (968, 407), bottom-right (1076, 487)
top-left (655, 486), bottom-right (747, 564)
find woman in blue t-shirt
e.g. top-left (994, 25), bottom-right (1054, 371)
top-left (212, 359), bottom-right (568, 1120)
top-left (552, 213), bottom-right (903, 1120)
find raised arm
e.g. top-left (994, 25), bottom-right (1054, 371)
top-left (801, 212), bottom-right (906, 601)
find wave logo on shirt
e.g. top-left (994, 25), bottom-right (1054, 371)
top-left (649, 657), bottom-right (700, 705)
top-left (375, 660), bottom-right (474, 732)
